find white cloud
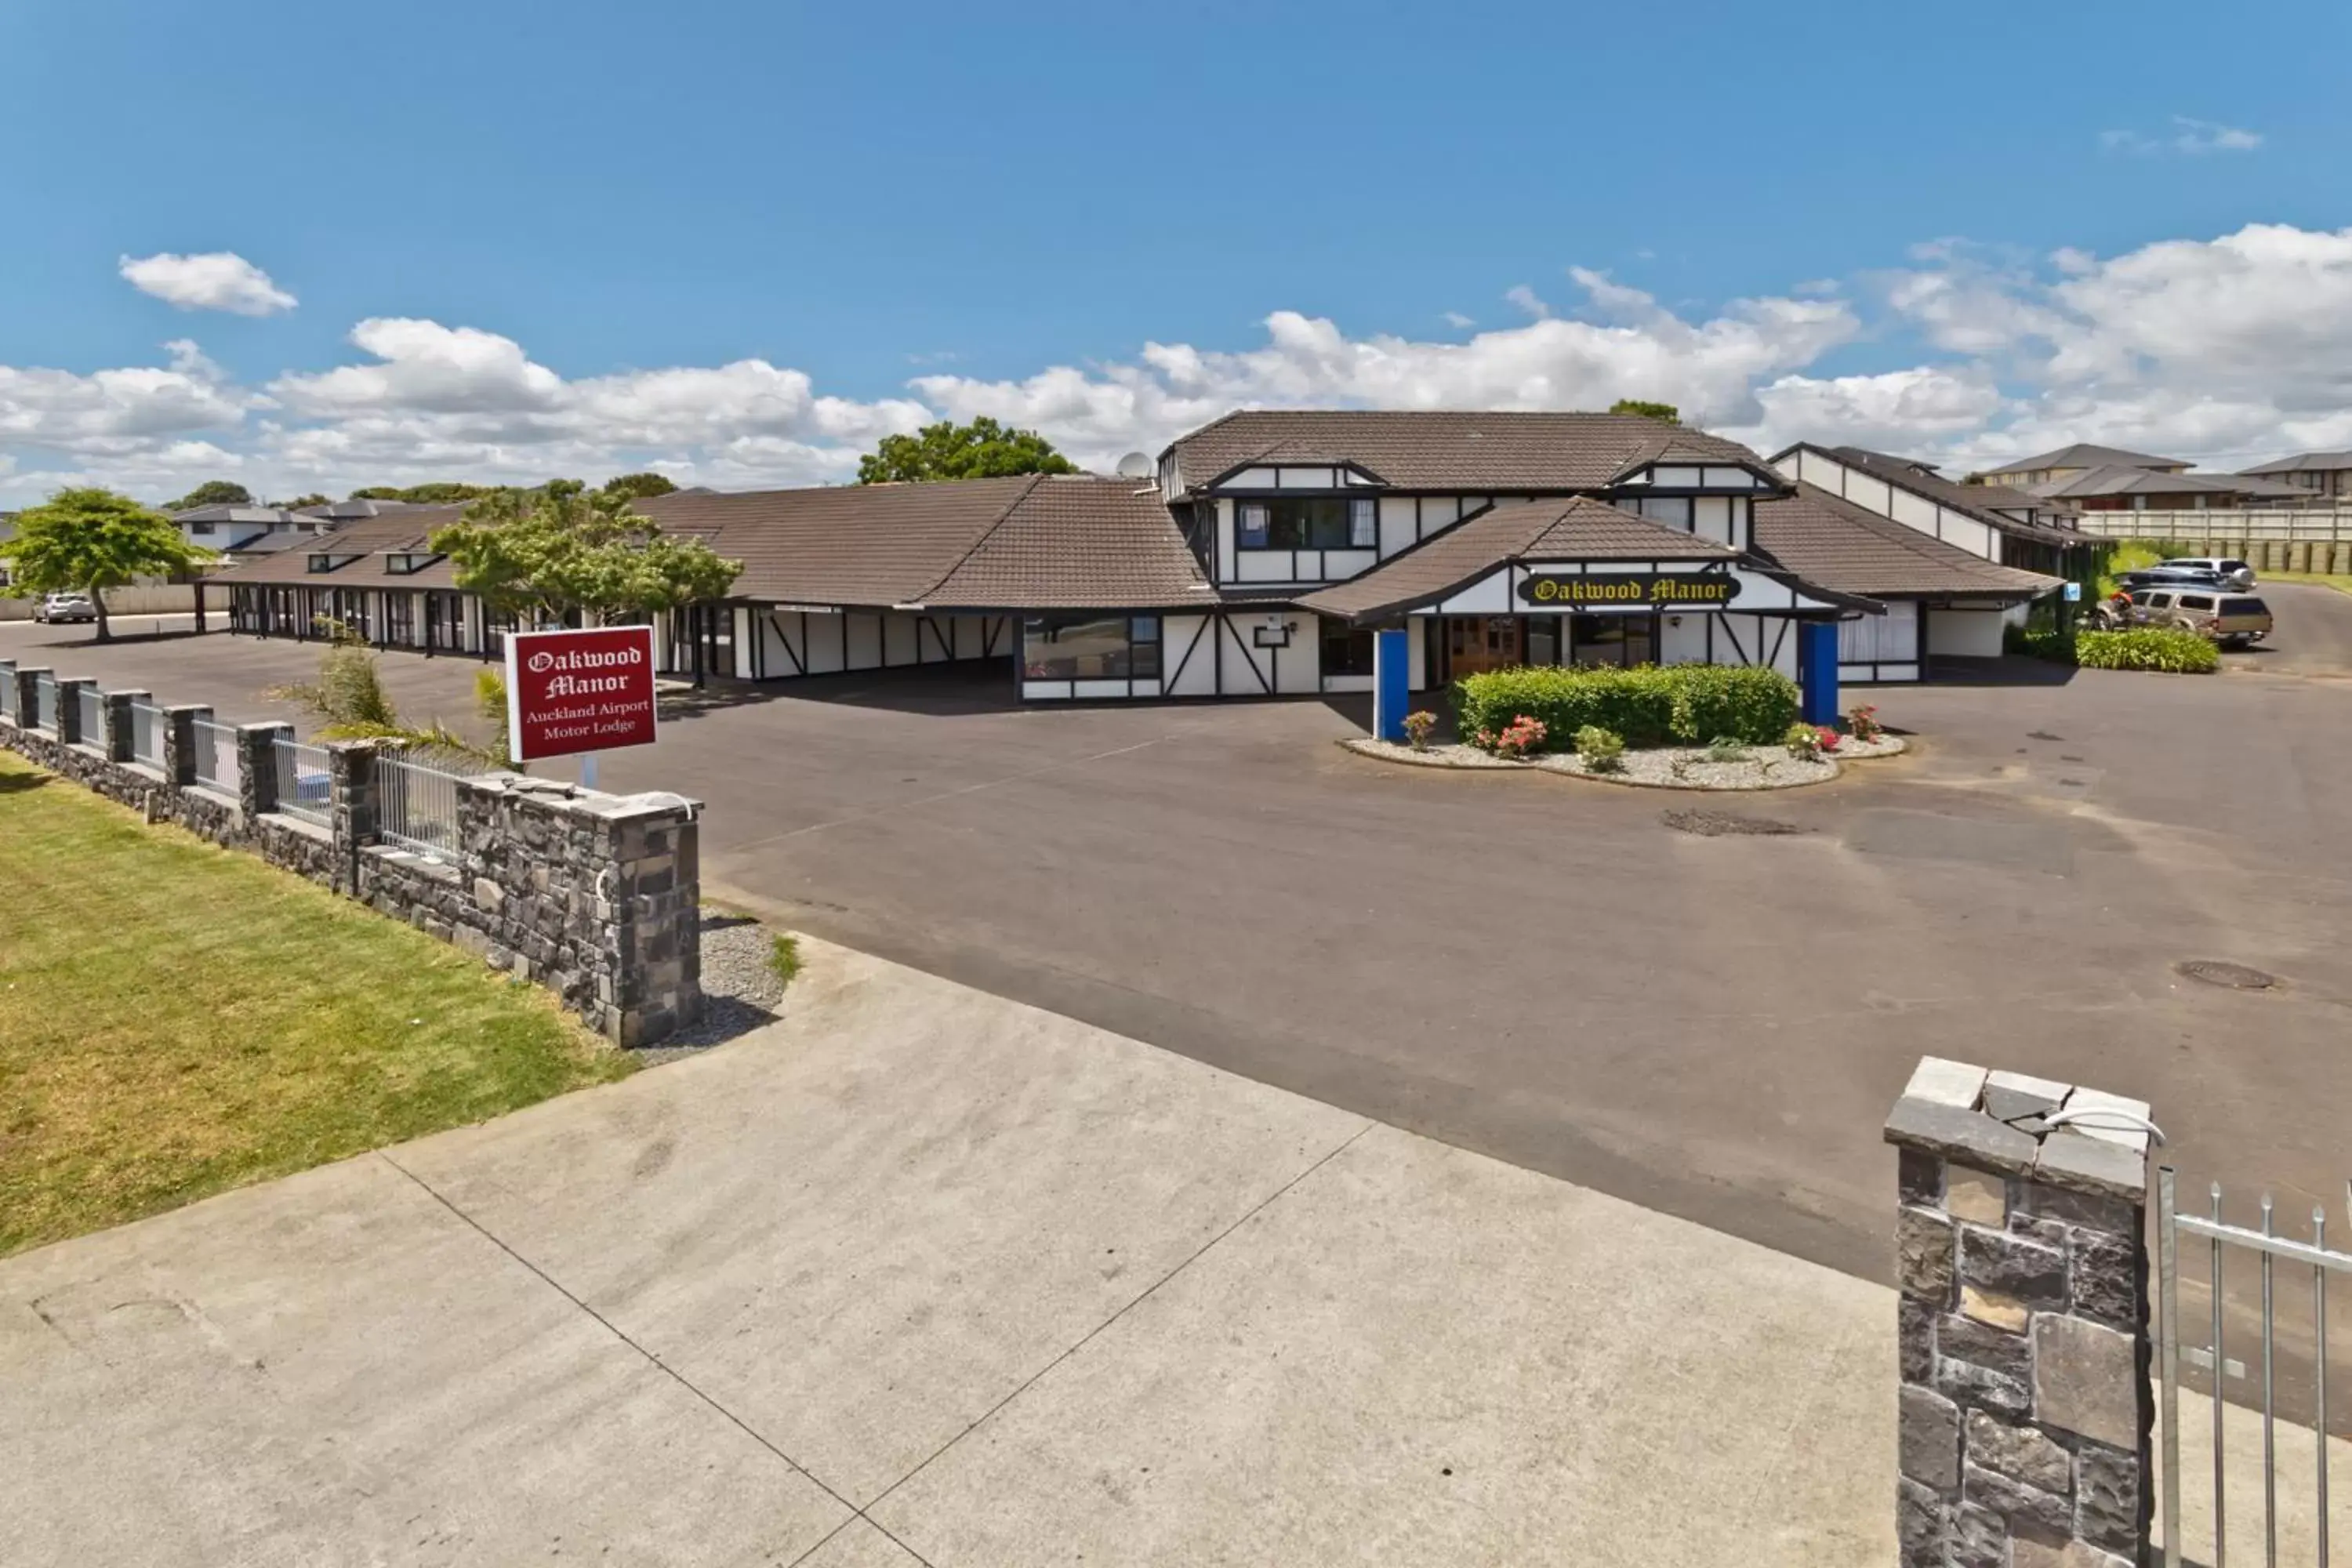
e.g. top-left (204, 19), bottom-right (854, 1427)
top-left (2100, 116), bottom-right (2263, 156)
top-left (13, 221), bottom-right (2352, 503)
top-left (1503, 285), bottom-right (1552, 321)
top-left (118, 252), bottom-right (298, 316)
top-left (1441, 311), bottom-right (1476, 329)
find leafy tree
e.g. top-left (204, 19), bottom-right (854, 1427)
top-left (601, 471), bottom-right (679, 500)
top-left (1608, 399), bottom-right (1680, 423)
top-left (267, 622), bottom-right (512, 770)
top-left (856, 416), bottom-right (1079, 484)
top-left (429, 479), bottom-right (742, 627)
top-left (274, 493), bottom-right (332, 510)
top-left (0, 488), bottom-right (214, 642)
top-left (165, 479), bottom-right (254, 511)
top-left (350, 482), bottom-right (501, 504)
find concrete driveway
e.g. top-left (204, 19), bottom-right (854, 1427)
top-left (0, 938), bottom-right (1893, 1567)
top-left (7, 590), bottom-right (2352, 1294)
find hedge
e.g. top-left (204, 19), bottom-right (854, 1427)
top-left (2074, 627), bottom-right (2219, 673)
top-left (1454, 663), bottom-right (1799, 748)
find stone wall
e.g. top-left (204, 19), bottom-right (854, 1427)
top-left (1886, 1057), bottom-right (2155, 1568)
top-left (0, 658), bottom-right (702, 1046)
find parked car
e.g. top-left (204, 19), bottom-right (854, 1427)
top-left (2158, 556), bottom-right (2256, 590)
top-left (31, 593), bottom-right (97, 624)
top-left (2125, 587), bottom-right (2274, 646)
top-left (2119, 567), bottom-right (2228, 591)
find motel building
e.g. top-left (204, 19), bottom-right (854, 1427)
top-left (213, 411), bottom-right (2071, 729)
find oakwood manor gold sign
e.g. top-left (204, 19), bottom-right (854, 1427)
top-left (1515, 572), bottom-right (1746, 608)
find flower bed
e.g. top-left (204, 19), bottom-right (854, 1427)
top-left (1344, 731), bottom-right (1906, 790)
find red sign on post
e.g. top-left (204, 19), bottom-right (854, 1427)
top-left (503, 624), bottom-right (659, 764)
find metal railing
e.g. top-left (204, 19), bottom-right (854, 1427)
top-left (32, 673), bottom-right (57, 733)
top-left (190, 718), bottom-right (240, 794)
top-left (375, 753), bottom-right (465, 861)
top-left (74, 687), bottom-right (103, 748)
top-left (270, 737), bottom-right (332, 828)
top-left (0, 666), bottom-right (15, 723)
top-left (2159, 1169), bottom-right (2347, 1567)
top-left (128, 702), bottom-right (162, 767)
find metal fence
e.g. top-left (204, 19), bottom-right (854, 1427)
top-left (2159, 1169), bottom-right (2348, 1567)
top-left (190, 718), bottom-right (240, 794)
top-left (32, 673), bottom-right (57, 733)
top-left (74, 687), bottom-right (103, 748)
top-left (128, 702), bottom-right (162, 767)
top-left (0, 669), bottom-right (15, 723)
top-left (271, 737), bottom-right (332, 828)
top-left (375, 753), bottom-right (465, 861)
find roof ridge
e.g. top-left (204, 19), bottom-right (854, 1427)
top-left (912, 472), bottom-right (1054, 602)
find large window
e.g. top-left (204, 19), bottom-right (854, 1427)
top-left (1320, 619), bottom-right (1375, 677)
top-left (1238, 496), bottom-right (1377, 550)
top-left (1023, 615), bottom-right (1161, 680)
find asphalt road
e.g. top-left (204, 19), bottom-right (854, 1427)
top-left (9, 589), bottom-right (2352, 1301)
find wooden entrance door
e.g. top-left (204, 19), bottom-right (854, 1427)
top-left (1446, 616), bottom-right (1522, 677)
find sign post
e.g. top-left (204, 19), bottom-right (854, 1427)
top-left (503, 624), bottom-right (661, 784)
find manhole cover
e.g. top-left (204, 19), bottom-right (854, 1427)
top-left (1661, 808), bottom-right (1804, 837)
top-left (2176, 960), bottom-right (2279, 990)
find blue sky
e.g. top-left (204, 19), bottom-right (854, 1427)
top-left (4, 0), bottom-right (2350, 501)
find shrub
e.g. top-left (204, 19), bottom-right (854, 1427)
top-left (1847, 703), bottom-right (1882, 742)
top-left (2074, 627), bottom-right (2220, 673)
top-left (1474, 713), bottom-right (1547, 759)
top-left (1573, 724), bottom-right (1625, 771)
top-left (2006, 625), bottom-right (2078, 664)
top-left (1400, 710), bottom-right (1438, 752)
top-left (1705, 735), bottom-right (1748, 763)
top-left (1454, 664), bottom-right (1798, 749)
top-left (1782, 721), bottom-right (1823, 760)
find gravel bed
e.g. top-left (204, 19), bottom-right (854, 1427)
top-left (631, 913), bottom-right (793, 1063)
top-left (1341, 733), bottom-right (1906, 791)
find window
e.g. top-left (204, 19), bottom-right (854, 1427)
top-left (1320, 619), bottom-right (1376, 677)
top-left (1237, 497), bottom-right (1376, 550)
top-left (2179, 594), bottom-right (2215, 612)
top-left (1022, 615), bottom-right (1162, 681)
top-left (189, 521), bottom-right (215, 535)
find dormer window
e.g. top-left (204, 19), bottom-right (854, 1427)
top-left (382, 552), bottom-right (437, 575)
top-left (1238, 496), bottom-right (1377, 550)
top-left (306, 554), bottom-right (335, 573)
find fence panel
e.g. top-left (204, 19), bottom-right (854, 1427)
top-left (129, 702), bottom-right (162, 767)
top-left (75, 687), bottom-right (103, 747)
top-left (376, 753), bottom-right (466, 862)
top-left (271, 738), bottom-right (332, 827)
top-left (191, 718), bottom-right (240, 794)
top-left (2159, 1169), bottom-right (2349, 1567)
top-left (32, 674), bottom-right (58, 733)
top-left (0, 670), bottom-right (16, 723)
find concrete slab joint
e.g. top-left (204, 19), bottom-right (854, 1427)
top-left (1884, 1054), bottom-right (2154, 1568)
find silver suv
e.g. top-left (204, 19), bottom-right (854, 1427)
top-left (2157, 557), bottom-right (2255, 590)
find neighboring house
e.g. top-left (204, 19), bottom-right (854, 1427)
top-left (1967, 444), bottom-right (2192, 490)
top-left (172, 505), bottom-right (339, 557)
top-left (292, 498), bottom-right (428, 524)
top-left (209, 409), bottom-right (2067, 705)
top-left (2025, 465), bottom-right (2307, 512)
top-left (2238, 451), bottom-right (2352, 500)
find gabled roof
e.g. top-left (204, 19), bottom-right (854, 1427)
top-left (1294, 497), bottom-right (1740, 623)
top-left (293, 498), bottom-right (428, 521)
top-left (206, 506), bottom-right (470, 588)
top-left (1978, 442), bottom-right (2188, 476)
top-left (2030, 466), bottom-right (2307, 501)
top-left (920, 477), bottom-right (1210, 610)
top-left (1751, 485), bottom-right (2063, 601)
top-left (1770, 442), bottom-right (2086, 547)
top-left (2241, 450), bottom-right (2352, 476)
top-left (1163, 410), bottom-right (1776, 494)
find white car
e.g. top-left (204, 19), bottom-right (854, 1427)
top-left (2158, 557), bottom-right (2256, 590)
top-left (31, 593), bottom-right (98, 624)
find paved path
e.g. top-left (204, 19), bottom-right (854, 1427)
top-left (0, 938), bottom-right (1893, 1567)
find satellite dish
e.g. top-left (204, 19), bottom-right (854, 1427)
top-left (1115, 451), bottom-right (1152, 479)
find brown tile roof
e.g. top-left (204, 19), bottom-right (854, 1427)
top-left (1296, 497), bottom-right (1737, 622)
top-left (1751, 485), bottom-right (2063, 600)
top-left (922, 477), bottom-right (1210, 609)
top-left (1163, 410), bottom-right (1777, 494)
top-left (205, 506), bottom-right (470, 589)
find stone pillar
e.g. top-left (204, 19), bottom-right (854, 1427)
top-left (160, 705), bottom-right (209, 787)
top-left (103, 690), bottom-right (149, 763)
top-left (53, 677), bottom-right (96, 746)
top-left (238, 722), bottom-right (294, 816)
top-left (325, 737), bottom-right (382, 840)
top-left (585, 791), bottom-right (705, 1047)
top-left (1886, 1058), bottom-right (2154, 1568)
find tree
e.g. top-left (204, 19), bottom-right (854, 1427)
top-left (0, 488), bottom-right (214, 642)
top-left (856, 416), bottom-right (1079, 484)
top-left (1609, 399), bottom-right (1680, 423)
top-left (274, 493), bottom-right (332, 510)
top-left (350, 482), bottom-right (501, 504)
top-left (429, 479), bottom-right (742, 628)
top-left (601, 472), bottom-right (679, 501)
top-left (267, 622), bottom-right (514, 770)
top-left (165, 479), bottom-right (253, 511)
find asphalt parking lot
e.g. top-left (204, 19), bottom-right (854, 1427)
top-left (8, 589), bottom-right (2352, 1294)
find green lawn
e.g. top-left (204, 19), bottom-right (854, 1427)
top-left (2263, 570), bottom-right (2352, 595)
top-left (0, 750), bottom-right (631, 1257)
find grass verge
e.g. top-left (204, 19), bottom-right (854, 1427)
top-left (0, 750), bottom-right (631, 1258)
top-left (2261, 570), bottom-right (2352, 596)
